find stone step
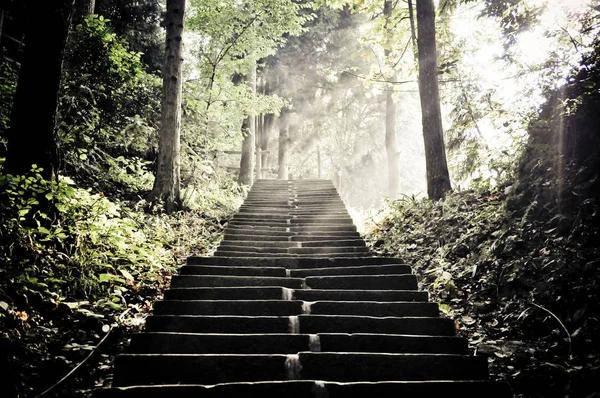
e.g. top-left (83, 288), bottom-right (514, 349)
top-left (145, 315), bottom-right (454, 335)
top-left (289, 246), bottom-right (369, 255)
top-left (112, 352), bottom-right (487, 386)
top-left (224, 230), bottom-right (360, 239)
top-left (225, 224), bottom-right (358, 233)
top-left (290, 264), bottom-right (411, 277)
top-left (228, 220), bottom-right (355, 227)
top-left (170, 274), bottom-right (416, 290)
top-left (293, 289), bottom-right (427, 302)
top-left (222, 233), bottom-right (362, 242)
top-left (215, 245), bottom-right (369, 255)
top-left (304, 275), bottom-right (417, 290)
top-left (186, 256), bottom-right (406, 268)
top-left (94, 380), bottom-right (512, 398)
top-left (179, 264), bottom-right (412, 277)
top-left (213, 251), bottom-right (369, 258)
top-left (237, 206), bottom-right (348, 213)
top-left (245, 194), bottom-right (341, 200)
top-left (154, 300), bottom-right (438, 317)
top-left (231, 215), bottom-right (355, 224)
top-left (164, 287), bottom-right (428, 302)
top-left (128, 332), bottom-right (467, 354)
top-left (218, 241), bottom-right (303, 249)
top-left (170, 275), bottom-right (305, 289)
top-left (236, 209), bottom-right (350, 215)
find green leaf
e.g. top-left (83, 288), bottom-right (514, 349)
top-left (38, 227), bottom-right (51, 235)
top-left (119, 269), bottom-right (134, 281)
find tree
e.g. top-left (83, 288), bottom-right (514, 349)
top-left (150, 0), bottom-right (185, 213)
top-left (416, 0), bottom-right (452, 200)
top-left (4, 0), bottom-right (75, 180)
top-left (238, 59), bottom-right (257, 186)
top-left (383, 0), bottom-right (400, 198)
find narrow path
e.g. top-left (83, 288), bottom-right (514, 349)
top-left (94, 179), bottom-right (512, 397)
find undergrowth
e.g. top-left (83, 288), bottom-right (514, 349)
top-left (365, 190), bottom-right (600, 398)
top-left (0, 163), bottom-right (242, 398)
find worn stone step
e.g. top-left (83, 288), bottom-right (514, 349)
top-left (170, 275), bottom-right (305, 289)
top-left (154, 300), bottom-right (437, 317)
top-left (226, 224), bottom-right (357, 233)
top-left (128, 332), bottom-right (467, 355)
top-left (289, 264), bottom-right (412, 277)
top-left (237, 206), bottom-right (348, 213)
top-left (289, 246), bottom-right (369, 255)
top-left (224, 230), bottom-right (360, 240)
top-left (218, 240), bottom-right (302, 248)
top-left (232, 216), bottom-right (355, 224)
top-left (179, 264), bottom-right (411, 277)
top-left (293, 289), bottom-right (427, 302)
top-left (180, 265), bottom-right (288, 277)
top-left (94, 380), bottom-right (513, 398)
top-left (214, 251), bottom-right (369, 258)
top-left (154, 300), bottom-right (304, 316)
top-left (222, 233), bottom-right (362, 242)
top-left (164, 287), bottom-right (286, 301)
top-left (305, 275), bottom-right (417, 290)
top-left (215, 245), bottom-right (369, 255)
top-left (112, 352), bottom-right (487, 386)
top-left (145, 315), bottom-right (455, 335)
top-left (298, 239), bottom-right (366, 247)
top-left (216, 245), bottom-right (292, 254)
top-left (228, 220), bottom-right (354, 227)
top-left (164, 287), bottom-right (428, 302)
top-left (186, 256), bottom-right (406, 268)
top-left (305, 301), bottom-right (438, 317)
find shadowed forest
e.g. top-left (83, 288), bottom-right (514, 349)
top-left (0, 0), bottom-right (599, 397)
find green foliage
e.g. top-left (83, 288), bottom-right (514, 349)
top-left (0, 57), bottom-right (18, 137)
top-left (0, 161), bottom-right (236, 397)
top-left (60, 15), bottom-right (161, 196)
top-left (366, 189), bottom-right (599, 397)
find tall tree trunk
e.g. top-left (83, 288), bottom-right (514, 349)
top-left (408, 0), bottom-right (418, 61)
top-left (261, 74), bottom-right (274, 170)
top-left (278, 111), bottom-right (290, 180)
top-left (238, 59), bottom-right (257, 186)
top-left (4, 0), bottom-right (75, 180)
top-left (262, 113), bottom-right (274, 167)
top-left (416, 0), bottom-right (451, 200)
top-left (150, 0), bottom-right (185, 213)
top-left (384, 0), bottom-right (400, 199)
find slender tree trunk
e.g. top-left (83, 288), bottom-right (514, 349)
top-left (383, 0), bottom-right (400, 199)
top-left (262, 113), bottom-right (273, 167)
top-left (0, 10), bottom-right (5, 47)
top-left (4, 0), bottom-right (75, 180)
top-left (238, 59), bottom-right (257, 186)
top-left (278, 111), bottom-right (290, 180)
top-left (150, 0), bottom-right (185, 213)
top-left (317, 146), bottom-right (322, 179)
top-left (408, 0), bottom-right (418, 61)
top-left (416, 0), bottom-right (451, 200)
top-left (261, 74), bottom-right (274, 170)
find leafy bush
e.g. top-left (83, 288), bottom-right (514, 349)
top-left (59, 15), bottom-right (161, 197)
top-left (366, 189), bottom-right (600, 398)
top-left (0, 162), bottom-right (238, 397)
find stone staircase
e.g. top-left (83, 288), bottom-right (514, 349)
top-left (94, 179), bottom-right (512, 397)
